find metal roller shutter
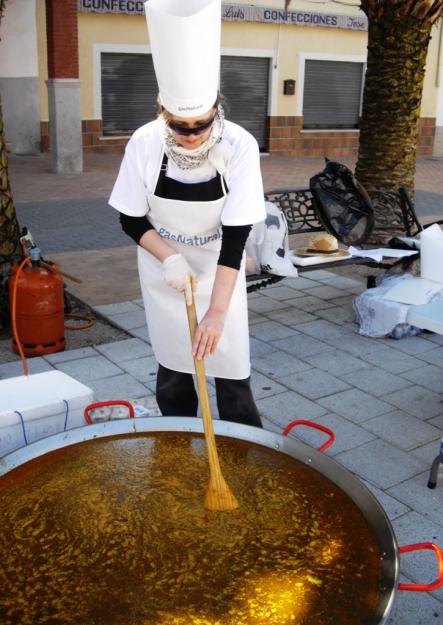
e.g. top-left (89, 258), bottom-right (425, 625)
top-left (220, 56), bottom-right (269, 151)
top-left (101, 53), bottom-right (158, 135)
top-left (303, 60), bottom-right (363, 129)
top-left (101, 53), bottom-right (270, 149)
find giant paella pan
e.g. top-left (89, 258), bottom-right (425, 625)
top-left (0, 412), bottom-right (441, 625)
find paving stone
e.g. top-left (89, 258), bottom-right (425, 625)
top-left (362, 411), bottom-right (441, 451)
top-left (272, 333), bottom-right (336, 358)
top-left (87, 374), bottom-right (151, 401)
top-left (120, 355), bottom-right (159, 384)
top-left (323, 332), bottom-right (390, 357)
top-left (361, 479), bottom-right (410, 521)
top-left (410, 438), bottom-right (442, 464)
top-left (302, 349), bottom-right (369, 376)
top-left (252, 349), bottom-right (312, 378)
top-left (425, 332), bottom-right (443, 346)
top-left (249, 320), bottom-right (300, 342)
top-left (93, 301), bottom-right (142, 316)
top-left (298, 269), bottom-right (337, 281)
top-left (315, 305), bottom-right (358, 325)
top-left (335, 439), bottom-right (428, 489)
top-left (128, 325), bottom-right (151, 343)
top-left (381, 385), bottom-right (443, 420)
top-left (400, 364), bottom-right (443, 394)
top-left (261, 285), bottom-right (305, 300)
top-left (285, 413), bottom-right (376, 457)
top-left (387, 473), bottom-right (443, 529)
top-left (54, 356), bottom-right (123, 384)
top-left (391, 511), bottom-right (443, 603)
top-left (321, 275), bottom-right (365, 291)
top-left (287, 295), bottom-right (336, 312)
top-left (248, 310), bottom-right (268, 325)
top-left (250, 371), bottom-right (287, 399)
top-left (416, 347), bottom-right (443, 367)
top-left (106, 309), bottom-right (147, 331)
top-left (386, 582), bottom-right (443, 625)
top-left (45, 346), bottom-right (98, 364)
top-left (250, 337), bottom-right (278, 358)
top-left (264, 308), bottom-right (318, 326)
top-left (279, 368), bottom-right (350, 399)
top-left (95, 338), bottom-right (153, 363)
top-left (288, 276), bottom-right (321, 290)
top-left (131, 299), bottom-right (145, 307)
top-left (318, 388), bottom-right (394, 423)
top-left (304, 285), bottom-right (349, 300)
top-left (256, 391), bottom-right (327, 429)
top-left (295, 319), bottom-right (353, 341)
top-left (378, 335), bottom-right (438, 355)
top-left (0, 357), bottom-right (54, 380)
top-left (260, 416), bottom-right (281, 433)
top-left (328, 295), bottom-right (355, 307)
top-left (338, 365), bottom-right (411, 397)
top-left (247, 296), bottom-right (288, 313)
top-left (248, 290), bottom-right (265, 300)
top-left (428, 413), bottom-right (443, 429)
top-left (364, 346), bottom-right (429, 374)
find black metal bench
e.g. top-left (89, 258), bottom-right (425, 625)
top-left (246, 187), bottom-right (427, 293)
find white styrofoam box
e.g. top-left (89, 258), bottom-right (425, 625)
top-left (0, 370), bottom-right (93, 456)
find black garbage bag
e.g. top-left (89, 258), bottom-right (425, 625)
top-left (309, 159), bottom-right (374, 246)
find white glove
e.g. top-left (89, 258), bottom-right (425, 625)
top-left (163, 253), bottom-right (197, 305)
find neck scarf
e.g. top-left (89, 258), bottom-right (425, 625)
top-left (160, 105), bottom-right (232, 173)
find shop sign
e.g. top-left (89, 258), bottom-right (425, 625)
top-left (77, 1), bottom-right (368, 32)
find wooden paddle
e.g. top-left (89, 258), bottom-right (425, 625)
top-left (185, 293), bottom-right (239, 511)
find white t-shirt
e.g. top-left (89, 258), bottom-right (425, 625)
top-left (108, 119), bottom-right (266, 226)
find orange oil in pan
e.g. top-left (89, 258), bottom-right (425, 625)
top-left (0, 433), bottom-right (380, 625)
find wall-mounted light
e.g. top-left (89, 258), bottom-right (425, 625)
top-left (283, 79), bottom-right (296, 95)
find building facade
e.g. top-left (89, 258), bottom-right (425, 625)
top-left (1, 0), bottom-right (442, 158)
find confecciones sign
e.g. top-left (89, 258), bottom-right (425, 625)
top-left (77, 1), bottom-right (368, 31)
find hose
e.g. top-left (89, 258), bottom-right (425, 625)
top-left (64, 313), bottom-right (94, 331)
top-left (11, 257), bottom-right (31, 377)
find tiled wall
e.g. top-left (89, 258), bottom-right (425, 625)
top-left (40, 120), bottom-right (128, 154)
top-left (268, 116), bottom-right (435, 158)
top-left (41, 116), bottom-right (436, 157)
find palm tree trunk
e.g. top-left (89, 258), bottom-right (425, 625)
top-left (355, 12), bottom-right (431, 243)
top-left (0, 99), bottom-right (21, 328)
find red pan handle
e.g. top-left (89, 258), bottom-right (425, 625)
top-left (282, 420), bottom-right (335, 453)
top-left (398, 543), bottom-right (443, 591)
top-left (84, 400), bottom-right (135, 424)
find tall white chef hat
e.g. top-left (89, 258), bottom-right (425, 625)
top-left (144, 0), bottom-right (221, 118)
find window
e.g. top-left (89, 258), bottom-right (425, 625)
top-left (101, 52), bottom-right (270, 149)
top-left (101, 53), bottom-right (158, 135)
top-left (303, 60), bottom-right (364, 129)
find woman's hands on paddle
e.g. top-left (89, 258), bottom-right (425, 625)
top-left (193, 308), bottom-right (225, 360)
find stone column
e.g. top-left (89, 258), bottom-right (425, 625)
top-left (0, 0), bottom-right (41, 155)
top-left (45, 0), bottom-right (82, 173)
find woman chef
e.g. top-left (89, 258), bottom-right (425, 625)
top-left (109, 0), bottom-right (266, 428)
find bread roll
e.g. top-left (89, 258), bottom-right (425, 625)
top-left (307, 233), bottom-right (338, 253)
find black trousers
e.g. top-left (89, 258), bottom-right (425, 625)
top-left (156, 364), bottom-right (262, 428)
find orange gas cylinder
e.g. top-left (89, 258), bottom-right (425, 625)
top-left (9, 249), bottom-right (65, 356)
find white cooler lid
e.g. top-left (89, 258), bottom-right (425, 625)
top-left (0, 371), bottom-right (93, 425)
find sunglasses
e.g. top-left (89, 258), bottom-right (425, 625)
top-left (167, 115), bottom-right (216, 137)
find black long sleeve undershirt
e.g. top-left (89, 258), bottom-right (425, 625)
top-left (119, 213), bottom-right (251, 271)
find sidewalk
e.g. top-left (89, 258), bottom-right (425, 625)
top-left (3, 152), bottom-right (443, 623)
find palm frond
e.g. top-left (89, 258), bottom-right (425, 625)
top-left (360, 0), bottom-right (443, 22)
